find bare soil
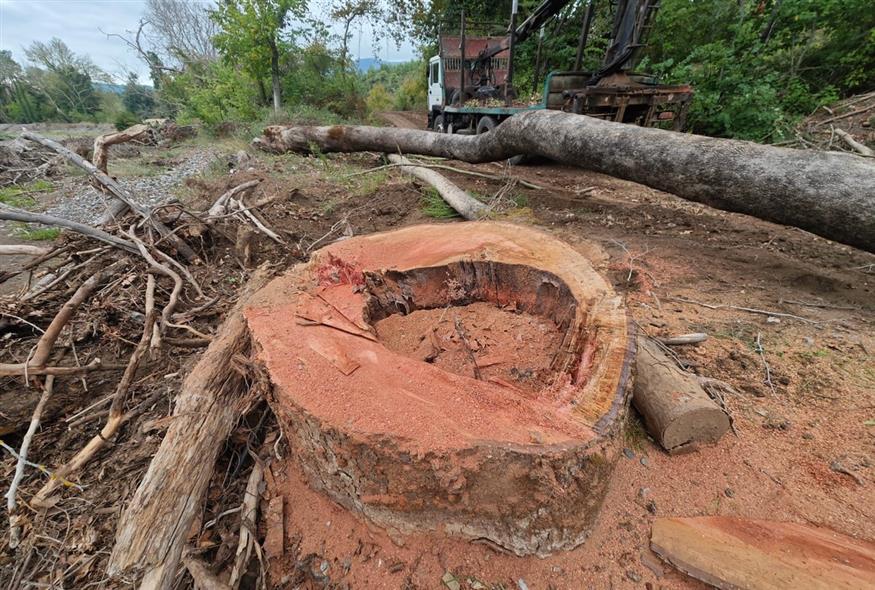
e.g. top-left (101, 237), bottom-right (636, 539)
top-left (375, 302), bottom-right (562, 393)
top-left (2, 115), bottom-right (873, 589)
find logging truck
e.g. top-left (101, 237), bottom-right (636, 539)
top-left (427, 0), bottom-right (692, 137)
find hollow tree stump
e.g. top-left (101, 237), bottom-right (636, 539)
top-left (244, 222), bottom-right (634, 556)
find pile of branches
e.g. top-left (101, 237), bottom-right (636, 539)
top-left (778, 90), bottom-right (875, 157)
top-left (0, 130), bottom-right (284, 588)
top-left (0, 137), bottom-right (63, 186)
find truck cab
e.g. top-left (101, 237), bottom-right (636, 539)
top-left (427, 56), bottom-right (444, 131)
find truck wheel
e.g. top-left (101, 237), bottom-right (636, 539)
top-left (433, 115), bottom-right (446, 133)
top-left (477, 116), bottom-right (526, 165)
top-left (476, 116), bottom-right (496, 134)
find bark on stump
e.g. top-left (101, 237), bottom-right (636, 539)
top-left (245, 222), bottom-right (634, 556)
top-left (254, 110), bottom-right (875, 253)
top-left (633, 337), bottom-right (730, 454)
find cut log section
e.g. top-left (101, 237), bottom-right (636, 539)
top-left (651, 516), bottom-right (875, 589)
top-left (245, 222), bottom-right (633, 556)
top-left (107, 267), bottom-right (273, 590)
top-left (254, 110), bottom-right (875, 253)
top-left (633, 336), bottom-right (729, 453)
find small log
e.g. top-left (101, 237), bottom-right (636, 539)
top-left (834, 128), bottom-right (874, 157)
top-left (107, 267), bottom-right (273, 590)
top-left (93, 124), bottom-right (151, 173)
top-left (633, 336), bottom-right (730, 453)
top-left (658, 333), bottom-right (708, 346)
top-left (386, 154), bottom-right (487, 220)
top-left (0, 245), bottom-right (50, 256)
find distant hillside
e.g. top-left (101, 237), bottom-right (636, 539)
top-left (356, 58), bottom-right (408, 72)
top-left (94, 82), bottom-right (125, 95)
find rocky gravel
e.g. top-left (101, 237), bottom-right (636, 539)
top-left (43, 148), bottom-right (221, 224)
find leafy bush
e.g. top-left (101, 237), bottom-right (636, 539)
top-left (114, 110), bottom-right (141, 131)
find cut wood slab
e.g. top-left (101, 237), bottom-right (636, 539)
top-left (651, 516), bottom-right (875, 589)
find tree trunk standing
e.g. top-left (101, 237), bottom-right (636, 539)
top-left (254, 110), bottom-right (875, 253)
top-left (269, 38), bottom-right (282, 113)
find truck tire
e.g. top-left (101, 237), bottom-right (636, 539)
top-left (433, 114), bottom-right (445, 133)
top-left (477, 116), bottom-right (526, 165)
top-left (476, 116), bottom-right (496, 134)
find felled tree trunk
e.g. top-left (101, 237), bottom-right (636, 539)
top-left (254, 110), bottom-right (875, 253)
top-left (108, 267), bottom-right (272, 590)
top-left (93, 124), bottom-right (151, 173)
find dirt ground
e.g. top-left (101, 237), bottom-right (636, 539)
top-left (1, 115), bottom-right (873, 589)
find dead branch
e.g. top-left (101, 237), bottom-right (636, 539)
top-left (31, 275), bottom-right (157, 507)
top-left (0, 245), bottom-right (51, 256)
top-left (0, 358), bottom-right (107, 377)
top-left (229, 456), bottom-right (264, 588)
top-left (754, 332), bottom-right (777, 396)
top-left (207, 180), bottom-right (261, 218)
top-left (6, 375), bottom-right (54, 548)
top-left (125, 226), bottom-right (183, 351)
top-left (833, 128), bottom-right (874, 157)
top-left (19, 130), bottom-right (199, 262)
top-left (0, 204), bottom-right (139, 254)
top-left (93, 124), bottom-right (152, 173)
top-left (667, 296), bottom-right (818, 324)
top-left (658, 333), bottom-right (709, 346)
top-left (108, 267), bottom-right (273, 590)
top-left (346, 161), bottom-right (544, 190)
top-left (387, 154), bottom-right (486, 220)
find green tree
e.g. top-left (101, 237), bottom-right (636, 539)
top-left (122, 72), bottom-right (156, 116)
top-left (212, 0), bottom-right (307, 112)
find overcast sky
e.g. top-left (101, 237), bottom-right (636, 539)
top-left (0, 0), bottom-right (416, 84)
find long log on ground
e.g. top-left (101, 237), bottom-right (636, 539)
top-left (254, 110), bottom-right (875, 253)
top-left (834, 128), bottom-right (874, 157)
top-left (93, 124), bottom-right (151, 173)
top-left (0, 205), bottom-right (139, 254)
top-left (386, 154), bottom-right (486, 220)
top-left (633, 336), bottom-right (730, 454)
top-left (19, 131), bottom-right (198, 262)
top-left (107, 267), bottom-right (272, 590)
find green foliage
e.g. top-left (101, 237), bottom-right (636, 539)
top-left (15, 226), bottom-right (61, 241)
top-left (115, 110), bottom-right (141, 131)
top-left (362, 61), bottom-right (427, 111)
top-left (122, 72), bottom-right (156, 117)
top-left (365, 83), bottom-right (393, 113)
top-left (421, 188), bottom-right (460, 219)
top-left (0, 180), bottom-right (52, 209)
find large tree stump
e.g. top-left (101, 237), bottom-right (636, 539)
top-left (254, 110), bottom-right (875, 253)
top-left (245, 222), bottom-right (634, 556)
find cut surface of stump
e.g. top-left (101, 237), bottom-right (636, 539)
top-left (245, 222), bottom-right (633, 556)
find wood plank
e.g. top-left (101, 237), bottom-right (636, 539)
top-left (651, 516), bottom-right (875, 590)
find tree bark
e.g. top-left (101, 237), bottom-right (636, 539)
top-left (633, 337), bottom-right (730, 454)
top-left (253, 110), bottom-right (875, 253)
top-left (107, 267), bottom-right (273, 590)
top-left (269, 40), bottom-right (282, 113)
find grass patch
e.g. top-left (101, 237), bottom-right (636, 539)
top-left (420, 188), bottom-right (460, 219)
top-left (0, 179), bottom-right (53, 209)
top-left (14, 224), bottom-right (60, 241)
